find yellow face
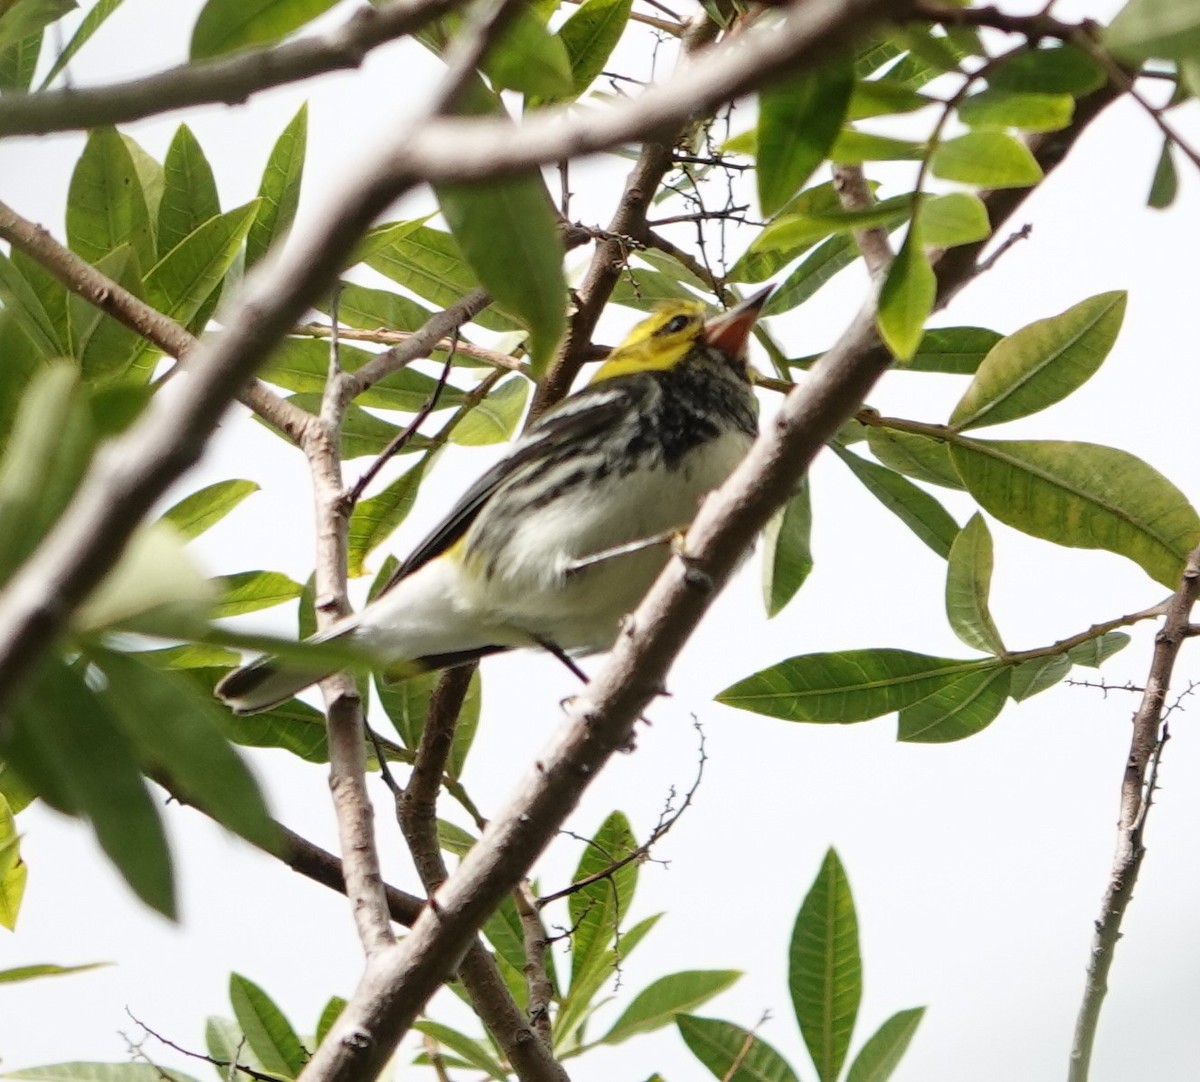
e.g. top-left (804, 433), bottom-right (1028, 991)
top-left (590, 301), bottom-right (709, 384)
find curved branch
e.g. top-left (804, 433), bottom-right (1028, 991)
top-left (0, 0), bottom-right (466, 137)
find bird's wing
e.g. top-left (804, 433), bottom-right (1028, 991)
top-left (376, 383), bottom-right (635, 595)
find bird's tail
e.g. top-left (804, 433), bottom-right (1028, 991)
top-left (214, 652), bottom-right (338, 715)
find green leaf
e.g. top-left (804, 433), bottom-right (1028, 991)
top-left (259, 338), bottom-right (459, 410)
top-left (1067, 631), bottom-right (1131, 668)
top-left (450, 376), bottom-right (529, 445)
top-left (865, 426), bottom-right (963, 489)
top-left (136, 642), bottom-right (241, 669)
top-left (1149, 137), bottom-right (1178, 209)
top-left (830, 129), bottom-right (925, 162)
top-left (950, 291), bottom-right (1127, 431)
top-left (931, 131), bottom-right (1044, 188)
top-left (412, 1021), bottom-right (508, 1081)
top-left (0, 1066), bottom-right (199, 1082)
top-left (835, 446), bottom-right (959, 559)
top-left (602, 970), bottom-right (741, 1045)
top-left (921, 191), bottom-right (991, 248)
top-left (1009, 654), bottom-right (1071, 701)
top-left (566, 811), bottom-right (638, 974)
top-left (906, 326), bottom-right (1003, 374)
top-left (347, 458), bottom-right (426, 576)
top-left (144, 201), bottom-right (259, 327)
top-left (158, 124), bottom-right (221, 258)
top-left (897, 663), bottom-right (1011, 742)
top-left (0, 0), bottom-right (74, 51)
top-left (67, 127), bottom-right (155, 273)
top-left (375, 667), bottom-right (480, 779)
top-left (0, 364), bottom-right (94, 581)
top-left (161, 479), bottom-right (259, 540)
top-left (362, 223), bottom-right (517, 333)
top-left (763, 234), bottom-right (859, 315)
top-left (848, 77), bottom-right (930, 119)
top-left (1107, 0), bottom-right (1200, 61)
top-left (717, 650), bottom-right (991, 724)
top-left (315, 280), bottom-right (434, 332)
top-left (757, 60), bottom-right (854, 216)
top-left (315, 996), bottom-right (346, 1045)
top-left (0, 28), bottom-right (41, 91)
top-left (246, 102), bottom-right (307, 267)
top-left (945, 514), bottom-right (1005, 655)
top-left (436, 175), bottom-right (565, 375)
top-left (121, 134), bottom-right (164, 232)
top-left (74, 248), bottom-right (144, 379)
top-left (0, 792), bottom-right (26, 930)
top-left (987, 45), bottom-right (1105, 94)
top-left (277, 393), bottom-right (422, 460)
top-left (74, 522), bottom-right (213, 634)
top-left (611, 264), bottom-right (704, 310)
top-left (845, 1007), bottom-right (925, 1082)
top-left (556, 0), bottom-right (632, 95)
top-left (213, 570), bottom-right (304, 617)
top-left (554, 912), bottom-right (661, 1055)
top-left (223, 697), bottom-right (330, 762)
top-left (0, 962), bottom-right (110, 984)
top-left (437, 818), bottom-right (477, 858)
top-left (790, 848), bottom-right (860, 1082)
top-left (228, 973), bottom-right (309, 1077)
top-left (958, 88), bottom-right (1075, 132)
top-left (949, 438), bottom-right (1200, 587)
top-left (0, 250), bottom-right (66, 358)
top-left (191, 0), bottom-right (338, 58)
top-left (96, 652), bottom-right (276, 850)
top-left (39, 0), bottom-right (125, 87)
top-left (2, 658), bottom-right (174, 916)
top-left (484, 5), bottom-right (572, 97)
top-left (878, 226), bottom-right (935, 360)
top-left (677, 1014), bottom-right (801, 1082)
top-left (762, 482), bottom-right (813, 616)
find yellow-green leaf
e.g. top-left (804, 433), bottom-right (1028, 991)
top-left (950, 438), bottom-right (1200, 587)
top-left (950, 291), bottom-right (1127, 431)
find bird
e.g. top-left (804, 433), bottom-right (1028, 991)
top-left (215, 286), bottom-right (771, 715)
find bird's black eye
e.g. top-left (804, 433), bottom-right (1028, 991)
top-left (658, 314), bottom-right (691, 336)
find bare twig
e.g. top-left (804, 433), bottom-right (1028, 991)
top-left (125, 1010), bottom-right (282, 1082)
top-left (0, 0), bottom-right (466, 136)
top-left (537, 720), bottom-right (707, 907)
top-left (293, 322), bottom-right (526, 374)
top-left (344, 333), bottom-right (458, 507)
top-left (1068, 546), bottom-right (1200, 1081)
top-left (515, 881), bottom-right (555, 1046)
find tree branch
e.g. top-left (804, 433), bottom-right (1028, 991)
top-left (0, 0), bottom-right (466, 137)
top-left (1068, 545), bottom-right (1200, 1082)
top-left (0, 198), bottom-right (311, 443)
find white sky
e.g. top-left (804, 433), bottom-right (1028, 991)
top-left (3, 1), bottom-right (1200, 1080)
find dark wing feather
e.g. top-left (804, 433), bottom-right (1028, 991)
top-left (376, 384), bottom-right (634, 595)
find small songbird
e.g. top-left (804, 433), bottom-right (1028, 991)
top-left (215, 287), bottom-right (771, 715)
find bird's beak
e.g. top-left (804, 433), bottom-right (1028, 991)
top-left (703, 285), bottom-right (774, 357)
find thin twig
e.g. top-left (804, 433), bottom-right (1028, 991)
top-left (1068, 545), bottom-right (1200, 1081)
top-left (344, 333), bottom-right (458, 507)
top-left (125, 1009), bottom-right (282, 1082)
top-left (515, 881), bottom-right (555, 1047)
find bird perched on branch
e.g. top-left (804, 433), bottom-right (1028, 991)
top-left (216, 287), bottom-right (771, 715)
